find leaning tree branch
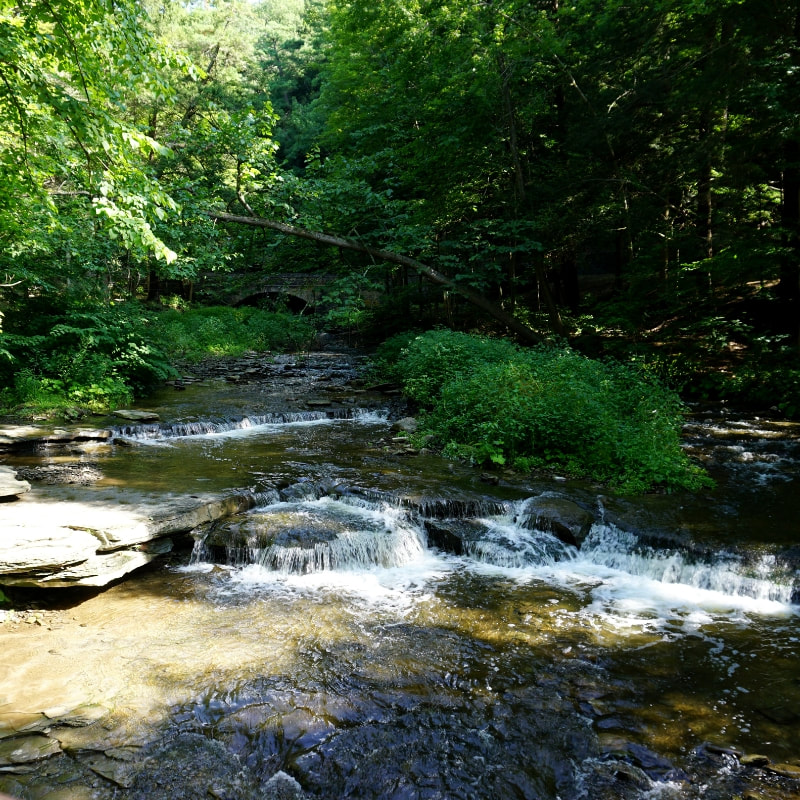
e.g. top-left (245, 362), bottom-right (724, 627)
top-left (207, 210), bottom-right (545, 345)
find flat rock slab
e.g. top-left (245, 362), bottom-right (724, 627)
top-left (0, 733), bottom-right (62, 765)
top-left (0, 425), bottom-right (113, 452)
top-left (0, 487), bottom-right (255, 588)
top-left (0, 465), bottom-right (31, 498)
top-left (112, 410), bottom-right (160, 422)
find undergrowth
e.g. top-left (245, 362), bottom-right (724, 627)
top-left (0, 303), bottom-right (314, 418)
top-left (374, 329), bottom-right (711, 494)
top-left (150, 305), bottom-right (314, 362)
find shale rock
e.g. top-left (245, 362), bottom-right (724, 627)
top-left (0, 734), bottom-right (61, 765)
top-left (517, 494), bottom-right (595, 547)
top-left (129, 733), bottom-right (258, 800)
top-left (0, 426), bottom-right (112, 453)
top-left (0, 491), bottom-right (257, 588)
top-left (0, 465), bottom-right (31, 499)
top-left (112, 409), bottom-right (160, 422)
top-left (15, 463), bottom-right (103, 485)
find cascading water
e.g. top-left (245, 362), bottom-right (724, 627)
top-left (192, 489), bottom-right (799, 610)
top-left (112, 408), bottom-right (388, 441)
top-left (196, 496), bottom-right (427, 573)
top-left (577, 522), bottom-right (798, 605)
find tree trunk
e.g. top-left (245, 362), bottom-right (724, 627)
top-left (779, 137), bottom-right (800, 349)
top-left (697, 111), bottom-right (714, 262)
top-left (146, 269), bottom-right (160, 302)
top-left (208, 211), bottom-right (546, 344)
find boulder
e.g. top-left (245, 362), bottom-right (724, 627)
top-left (424, 519), bottom-right (486, 555)
top-left (0, 466), bottom-right (30, 499)
top-left (391, 417), bottom-right (418, 434)
top-left (517, 495), bottom-right (595, 547)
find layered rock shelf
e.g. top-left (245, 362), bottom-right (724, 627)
top-left (0, 475), bottom-right (257, 588)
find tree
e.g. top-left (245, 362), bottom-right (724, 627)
top-left (0, 0), bottom-right (178, 292)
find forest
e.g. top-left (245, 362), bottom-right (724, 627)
top-left (1, 0), bottom-right (799, 488)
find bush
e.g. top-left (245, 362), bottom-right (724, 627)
top-left (362, 330), bottom-right (420, 384)
top-left (0, 306), bottom-right (174, 416)
top-left (380, 330), bottom-right (710, 493)
top-left (150, 306), bottom-right (314, 361)
top-left (396, 328), bottom-right (520, 405)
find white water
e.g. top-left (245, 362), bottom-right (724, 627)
top-left (578, 523), bottom-right (795, 603)
top-left (192, 494), bottom-right (799, 627)
top-left (114, 408), bottom-right (389, 442)
top-left (252, 497), bottom-right (426, 573)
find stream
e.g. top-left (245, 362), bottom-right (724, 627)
top-left (1, 349), bottom-right (799, 800)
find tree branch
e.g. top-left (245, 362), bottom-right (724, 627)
top-left (207, 210), bottom-right (545, 344)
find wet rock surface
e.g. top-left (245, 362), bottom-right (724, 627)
top-left (517, 493), bottom-right (595, 546)
top-left (0, 488), bottom-right (260, 587)
top-left (14, 463), bottom-right (104, 485)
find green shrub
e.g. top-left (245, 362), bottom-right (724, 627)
top-left (150, 306), bottom-right (314, 361)
top-left (363, 330), bottom-right (420, 384)
top-left (383, 329), bottom-right (710, 493)
top-left (396, 328), bottom-right (520, 405)
top-left (0, 306), bottom-right (173, 416)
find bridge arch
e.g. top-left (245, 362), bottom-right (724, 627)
top-left (216, 272), bottom-right (338, 309)
top-left (234, 289), bottom-right (312, 314)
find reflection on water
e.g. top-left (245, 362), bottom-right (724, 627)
top-left (1, 375), bottom-right (799, 800)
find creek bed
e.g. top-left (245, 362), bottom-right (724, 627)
top-left (1, 352), bottom-right (799, 800)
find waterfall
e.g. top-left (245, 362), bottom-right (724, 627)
top-left (193, 496), bottom-right (426, 574)
top-left (464, 524), bottom-right (576, 568)
top-left (578, 523), bottom-right (798, 604)
top-left (190, 486), bottom-right (798, 606)
top-left (255, 522), bottom-right (426, 573)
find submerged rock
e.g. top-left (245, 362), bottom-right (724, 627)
top-left (129, 733), bottom-right (258, 800)
top-left (739, 753), bottom-right (770, 767)
top-left (15, 463), bottom-right (103, 485)
top-left (0, 734), bottom-right (61, 766)
top-left (263, 771), bottom-right (307, 799)
top-left (766, 762), bottom-right (800, 779)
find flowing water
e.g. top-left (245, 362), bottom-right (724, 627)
top-left (1, 353), bottom-right (799, 800)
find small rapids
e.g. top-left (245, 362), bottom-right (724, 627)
top-left (195, 496), bottom-right (426, 573)
top-left (579, 523), bottom-right (797, 606)
top-left (112, 408), bottom-right (388, 441)
top-left (192, 493), bottom-right (799, 613)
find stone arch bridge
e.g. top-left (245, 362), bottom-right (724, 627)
top-left (198, 271), bottom-right (340, 310)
